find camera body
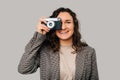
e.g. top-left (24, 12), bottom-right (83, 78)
top-left (45, 18), bottom-right (62, 30)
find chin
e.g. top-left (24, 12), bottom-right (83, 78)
top-left (58, 36), bottom-right (73, 41)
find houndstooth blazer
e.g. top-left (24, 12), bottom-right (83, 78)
top-left (18, 32), bottom-right (99, 80)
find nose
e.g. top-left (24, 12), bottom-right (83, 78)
top-left (61, 23), bottom-right (66, 30)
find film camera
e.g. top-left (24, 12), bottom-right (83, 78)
top-left (44, 18), bottom-right (62, 30)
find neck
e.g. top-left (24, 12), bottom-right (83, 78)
top-left (60, 39), bottom-right (73, 46)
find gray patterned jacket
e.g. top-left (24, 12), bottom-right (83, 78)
top-left (18, 32), bottom-right (99, 80)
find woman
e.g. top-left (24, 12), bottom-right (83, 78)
top-left (18, 7), bottom-right (99, 80)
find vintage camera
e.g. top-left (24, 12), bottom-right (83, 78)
top-left (44, 18), bottom-right (62, 30)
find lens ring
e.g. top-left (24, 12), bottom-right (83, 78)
top-left (47, 21), bottom-right (55, 28)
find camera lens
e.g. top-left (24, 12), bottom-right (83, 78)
top-left (47, 21), bottom-right (55, 28)
top-left (49, 23), bottom-right (52, 26)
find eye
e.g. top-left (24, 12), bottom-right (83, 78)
top-left (66, 22), bottom-right (71, 23)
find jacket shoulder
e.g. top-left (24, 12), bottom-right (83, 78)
top-left (83, 45), bottom-right (95, 51)
top-left (81, 45), bottom-right (96, 55)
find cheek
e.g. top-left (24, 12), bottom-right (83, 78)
top-left (69, 26), bottom-right (74, 37)
top-left (70, 29), bottom-right (74, 36)
top-left (70, 26), bottom-right (74, 33)
top-left (55, 30), bottom-right (59, 36)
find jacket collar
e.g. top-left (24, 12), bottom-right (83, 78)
top-left (75, 50), bottom-right (85, 79)
top-left (49, 51), bottom-right (60, 79)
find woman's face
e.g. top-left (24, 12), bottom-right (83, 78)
top-left (56, 12), bottom-right (74, 41)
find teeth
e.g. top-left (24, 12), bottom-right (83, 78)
top-left (60, 32), bottom-right (67, 34)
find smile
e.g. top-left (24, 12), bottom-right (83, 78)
top-left (59, 31), bottom-right (69, 34)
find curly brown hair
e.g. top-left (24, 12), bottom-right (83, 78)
top-left (42, 7), bottom-right (88, 53)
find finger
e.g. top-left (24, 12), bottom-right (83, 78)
top-left (41, 26), bottom-right (50, 32)
top-left (39, 17), bottom-right (47, 24)
top-left (37, 29), bottom-right (47, 35)
top-left (41, 30), bottom-right (47, 35)
top-left (37, 25), bottom-right (50, 33)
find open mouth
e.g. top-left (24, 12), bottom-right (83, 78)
top-left (59, 31), bottom-right (69, 34)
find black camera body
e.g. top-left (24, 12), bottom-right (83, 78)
top-left (45, 18), bottom-right (62, 30)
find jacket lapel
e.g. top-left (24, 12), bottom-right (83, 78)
top-left (50, 51), bottom-right (60, 80)
top-left (75, 49), bottom-right (86, 79)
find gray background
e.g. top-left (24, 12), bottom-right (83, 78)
top-left (0, 0), bottom-right (120, 80)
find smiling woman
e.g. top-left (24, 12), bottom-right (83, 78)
top-left (18, 7), bottom-right (99, 80)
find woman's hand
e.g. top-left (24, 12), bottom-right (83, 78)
top-left (36, 17), bottom-right (50, 35)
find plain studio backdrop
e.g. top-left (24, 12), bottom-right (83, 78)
top-left (0, 0), bottom-right (119, 80)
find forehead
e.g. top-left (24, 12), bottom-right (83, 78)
top-left (57, 12), bottom-right (73, 21)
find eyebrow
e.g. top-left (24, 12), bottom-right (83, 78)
top-left (65, 20), bottom-right (72, 21)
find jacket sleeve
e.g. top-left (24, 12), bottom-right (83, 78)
top-left (18, 31), bottom-right (46, 74)
top-left (90, 49), bottom-right (99, 80)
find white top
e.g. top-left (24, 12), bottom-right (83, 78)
top-left (60, 45), bottom-right (77, 80)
